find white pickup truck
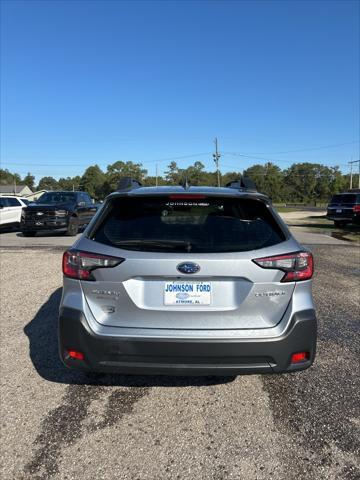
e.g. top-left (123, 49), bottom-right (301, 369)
top-left (0, 196), bottom-right (30, 230)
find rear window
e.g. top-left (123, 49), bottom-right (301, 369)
top-left (330, 194), bottom-right (357, 204)
top-left (91, 196), bottom-right (286, 253)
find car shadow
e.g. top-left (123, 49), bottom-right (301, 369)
top-left (16, 227), bottom-right (86, 238)
top-left (287, 222), bottom-right (360, 231)
top-left (24, 288), bottom-right (234, 387)
top-left (17, 231), bottom-right (66, 237)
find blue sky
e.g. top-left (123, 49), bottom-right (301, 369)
top-left (1, 0), bottom-right (359, 182)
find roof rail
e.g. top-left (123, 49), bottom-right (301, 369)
top-left (179, 176), bottom-right (190, 190)
top-left (116, 177), bottom-right (142, 191)
top-left (225, 176), bottom-right (257, 192)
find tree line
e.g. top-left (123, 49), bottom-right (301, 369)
top-left (0, 159), bottom-right (352, 204)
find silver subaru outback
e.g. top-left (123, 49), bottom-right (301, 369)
top-left (59, 179), bottom-right (316, 375)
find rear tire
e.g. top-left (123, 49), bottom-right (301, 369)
top-left (334, 220), bottom-right (347, 228)
top-left (22, 231), bottom-right (37, 237)
top-left (65, 218), bottom-right (79, 236)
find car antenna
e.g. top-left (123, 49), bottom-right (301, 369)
top-left (179, 176), bottom-right (190, 190)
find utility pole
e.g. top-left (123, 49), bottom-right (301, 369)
top-left (348, 159), bottom-right (360, 189)
top-left (155, 163), bottom-right (158, 187)
top-left (213, 138), bottom-right (221, 187)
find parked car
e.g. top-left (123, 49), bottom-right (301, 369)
top-left (0, 196), bottom-right (29, 230)
top-left (59, 178), bottom-right (316, 376)
top-left (326, 190), bottom-right (360, 227)
top-left (21, 191), bottom-right (97, 237)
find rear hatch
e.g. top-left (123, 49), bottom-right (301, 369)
top-left (327, 194), bottom-right (358, 219)
top-left (80, 193), bottom-right (295, 330)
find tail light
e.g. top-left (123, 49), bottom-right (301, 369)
top-left (253, 251), bottom-right (313, 282)
top-left (62, 249), bottom-right (124, 281)
top-left (353, 205), bottom-right (360, 213)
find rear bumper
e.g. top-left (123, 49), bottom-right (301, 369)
top-left (21, 218), bottom-right (69, 231)
top-left (327, 213), bottom-right (359, 223)
top-left (58, 307), bottom-right (317, 375)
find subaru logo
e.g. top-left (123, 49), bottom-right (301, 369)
top-left (177, 262), bottom-right (200, 274)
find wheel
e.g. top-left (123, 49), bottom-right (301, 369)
top-left (65, 218), bottom-right (79, 236)
top-left (22, 231), bottom-right (37, 237)
top-left (334, 220), bottom-right (346, 228)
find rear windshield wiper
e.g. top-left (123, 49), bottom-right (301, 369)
top-left (114, 239), bottom-right (193, 252)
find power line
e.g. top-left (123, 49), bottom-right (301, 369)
top-left (142, 152), bottom-right (212, 165)
top-left (2, 150), bottom-right (358, 178)
top-left (219, 172), bottom-right (354, 180)
top-left (221, 162), bottom-right (358, 178)
top-left (238, 140), bottom-right (359, 155)
top-left (3, 140), bottom-right (358, 169)
top-left (5, 164), bottom-right (357, 178)
top-left (222, 152), bottom-right (351, 167)
top-left (1, 152), bottom-right (213, 168)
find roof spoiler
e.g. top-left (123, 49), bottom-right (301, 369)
top-left (116, 177), bottom-right (142, 191)
top-left (225, 177), bottom-right (257, 192)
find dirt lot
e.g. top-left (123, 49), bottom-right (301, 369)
top-left (278, 209), bottom-right (360, 244)
top-left (0, 245), bottom-right (359, 480)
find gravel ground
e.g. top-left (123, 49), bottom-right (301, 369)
top-left (0, 245), bottom-right (359, 480)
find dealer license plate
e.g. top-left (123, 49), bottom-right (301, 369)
top-left (164, 281), bottom-right (212, 306)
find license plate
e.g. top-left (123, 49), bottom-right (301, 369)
top-left (164, 281), bottom-right (212, 305)
top-left (336, 209), bottom-right (342, 213)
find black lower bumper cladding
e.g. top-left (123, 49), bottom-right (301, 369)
top-left (58, 308), bottom-right (317, 376)
top-left (22, 220), bottom-right (68, 231)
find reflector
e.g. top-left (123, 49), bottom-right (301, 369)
top-left (291, 352), bottom-right (309, 364)
top-left (67, 350), bottom-right (84, 361)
